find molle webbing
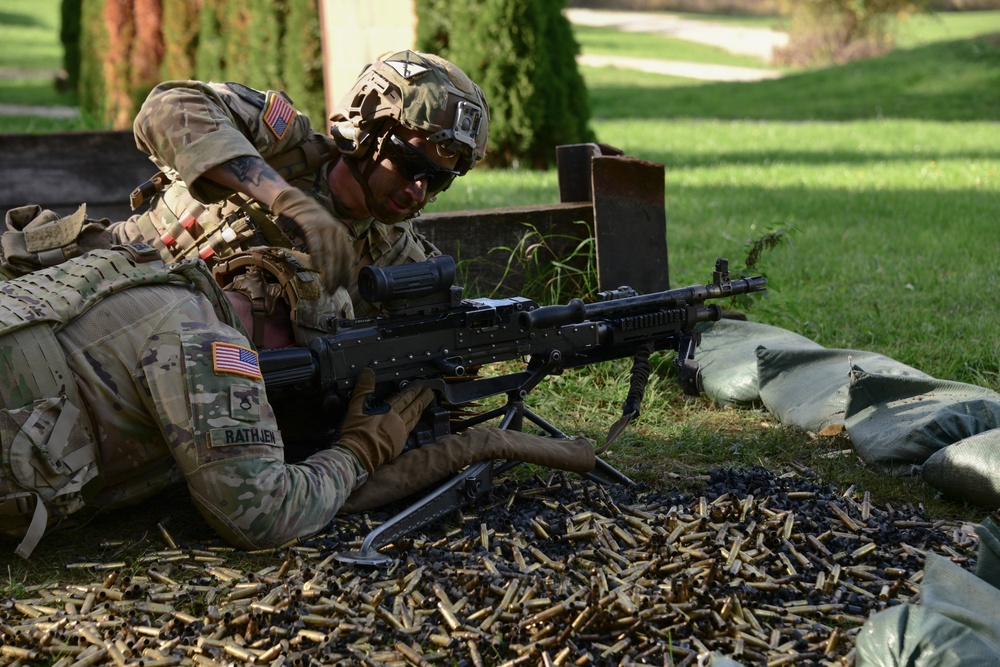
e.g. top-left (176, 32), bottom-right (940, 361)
top-left (0, 248), bottom-right (239, 337)
top-left (132, 134), bottom-right (336, 264)
top-left (0, 250), bottom-right (181, 337)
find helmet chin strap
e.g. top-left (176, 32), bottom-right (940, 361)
top-left (344, 154), bottom-right (380, 221)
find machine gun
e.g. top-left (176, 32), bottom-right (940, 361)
top-left (261, 256), bottom-right (766, 564)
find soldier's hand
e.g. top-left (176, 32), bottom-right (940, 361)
top-left (337, 368), bottom-right (434, 476)
top-left (271, 187), bottom-right (353, 293)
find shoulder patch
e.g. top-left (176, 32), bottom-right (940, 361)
top-left (263, 92), bottom-right (297, 140)
top-left (225, 82), bottom-right (266, 109)
top-left (212, 341), bottom-right (262, 380)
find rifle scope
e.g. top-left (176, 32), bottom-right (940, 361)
top-left (359, 255), bottom-right (456, 305)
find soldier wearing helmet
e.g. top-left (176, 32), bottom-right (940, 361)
top-left (107, 50), bottom-right (489, 316)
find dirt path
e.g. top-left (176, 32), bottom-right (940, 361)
top-left (565, 8), bottom-right (789, 61)
top-left (567, 9), bottom-right (789, 82)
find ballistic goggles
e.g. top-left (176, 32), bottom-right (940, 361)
top-left (381, 134), bottom-right (462, 195)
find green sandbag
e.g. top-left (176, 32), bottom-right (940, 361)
top-left (757, 348), bottom-right (929, 433)
top-left (696, 319), bottom-right (1000, 507)
top-left (856, 518), bottom-right (1000, 666)
top-left (696, 319), bottom-right (822, 408)
top-left (921, 429), bottom-right (1000, 507)
top-left (845, 369), bottom-right (1000, 474)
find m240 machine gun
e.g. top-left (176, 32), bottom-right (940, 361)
top-left (261, 256), bottom-right (766, 564)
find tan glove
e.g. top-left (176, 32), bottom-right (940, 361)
top-left (336, 368), bottom-right (435, 476)
top-left (271, 187), bottom-right (353, 294)
top-left (340, 428), bottom-right (596, 513)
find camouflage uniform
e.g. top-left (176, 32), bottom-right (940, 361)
top-left (0, 246), bottom-right (366, 556)
top-left (112, 80), bottom-right (439, 316)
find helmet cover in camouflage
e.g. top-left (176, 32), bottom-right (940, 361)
top-left (330, 50), bottom-right (489, 174)
top-left (213, 247), bottom-right (353, 347)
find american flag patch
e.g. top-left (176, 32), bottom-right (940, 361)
top-left (263, 93), bottom-right (296, 140)
top-left (213, 342), bottom-right (262, 380)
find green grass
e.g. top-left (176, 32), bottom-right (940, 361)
top-left (0, 0), bottom-right (80, 132)
top-left (0, 0), bottom-right (63, 70)
top-left (895, 9), bottom-right (1000, 46)
top-left (433, 34), bottom-right (1000, 396)
top-left (582, 36), bottom-right (1000, 121)
top-left (429, 32), bottom-right (1000, 508)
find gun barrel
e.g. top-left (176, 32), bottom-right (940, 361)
top-left (519, 275), bottom-right (767, 330)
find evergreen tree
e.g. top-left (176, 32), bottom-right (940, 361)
top-left (160, 0), bottom-right (200, 81)
top-left (60, 0), bottom-right (83, 90)
top-left (195, 0), bottom-right (227, 82)
top-left (428, 0), bottom-right (595, 169)
top-left (281, 0), bottom-right (325, 126)
top-left (77, 0), bottom-right (108, 123)
top-left (248, 0), bottom-right (285, 90)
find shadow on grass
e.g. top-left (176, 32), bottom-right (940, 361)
top-left (641, 146), bottom-right (1000, 171)
top-left (588, 35), bottom-right (1000, 122)
top-left (0, 11), bottom-right (46, 28)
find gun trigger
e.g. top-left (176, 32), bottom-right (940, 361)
top-left (363, 396), bottom-right (391, 415)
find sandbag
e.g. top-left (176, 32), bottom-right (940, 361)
top-left (696, 319), bottom-right (1000, 507)
top-left (696, 319), bottom-right (822, 407)
top-left (757, 347), bottom-right (929, 433)
top-left (920, 429), bottom-right (1000, 507)
top-left (856, 518), bottom-right (1000, 666)
top-left (845, 369), bottom-right (1000, 475)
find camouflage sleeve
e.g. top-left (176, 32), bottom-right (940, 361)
top-left (135, 289), bottom-right (365, 549)
top-left (133, 81), bottom-right (314, 204)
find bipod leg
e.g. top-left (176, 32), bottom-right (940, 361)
top-left (336, 459), bottom-right (498, 567)
top-left (520, 406), bottom-right (636, 487)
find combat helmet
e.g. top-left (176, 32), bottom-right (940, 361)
top-left (330, 50), bottom-right (489, 187)
top-left (213, 247), bottom-right (353, 348)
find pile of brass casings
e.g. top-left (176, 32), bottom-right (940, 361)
top-left (0, 467), bottom-right (979, 666)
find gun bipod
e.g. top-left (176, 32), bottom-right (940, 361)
top-left (335, 394), bottom-right (635, 566)
top-left (334, 453), bottom-right (631, 566)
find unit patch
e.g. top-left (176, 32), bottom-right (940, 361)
top-left (385, 59), bottom-right (430, 80)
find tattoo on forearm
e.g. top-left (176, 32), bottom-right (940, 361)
top-left (225, 156), bottom-right (278, 187)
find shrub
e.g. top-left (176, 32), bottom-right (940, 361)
top-left (160, 0), bottom-right (199, 81)
top-left (775, 0), bottom-right (928, 66)
top-left (418, 0), bottom-right (596, 169)
top-left (281, 0), bottom-right (325, 125)
top-left (60, 0), bottom-right (83, 90)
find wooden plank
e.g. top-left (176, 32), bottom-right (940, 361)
top-left (418, 203), bottom-right (594, 296)
top-left (0, 131), bottom-right (156, 218)
top-left (591, 155), bottom-right (669, 293)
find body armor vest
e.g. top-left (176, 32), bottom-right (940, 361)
top-left (0, 246), bottom-right (240, 557)
top-left (127, 134), bottom-right (339, 264)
